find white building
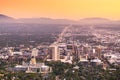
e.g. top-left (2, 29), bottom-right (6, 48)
top-left (31, 48), bottom-right (39, 57)
top-left (15, 57), bottom-right (51, 73)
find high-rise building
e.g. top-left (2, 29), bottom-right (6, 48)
top-left (49, 44), bottom-right (60, 61)
top-left (96, 46), bottom-right (101, 59)
top-left (31, 48), bottom-right (38, 57)
top-left (93, 48), bottom-right (96, 54)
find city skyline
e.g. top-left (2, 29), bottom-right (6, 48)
top-left (1, 0), bottom-right (120, 20)
top-left (0, 0), bottom-right (120, 79)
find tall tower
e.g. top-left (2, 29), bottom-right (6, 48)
top-left (92, 48), bottom-right (96, 57)
top-left (31, 48), bottom-right (38, 57)
top-left (49, 44), bottom-right (60, 61)
top-left (96, 45), bottom-right (101, 59)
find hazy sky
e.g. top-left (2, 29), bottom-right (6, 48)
top-left (0, 0), bottom-right (120, 20)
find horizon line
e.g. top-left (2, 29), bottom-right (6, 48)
top-left (1, 13), bottom-right (120, 21)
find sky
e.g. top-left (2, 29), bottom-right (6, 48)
top-left (0, 0), bottom-right (120, 20)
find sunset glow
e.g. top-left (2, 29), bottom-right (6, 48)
top-left (0, 0), bottom-right (120, 20)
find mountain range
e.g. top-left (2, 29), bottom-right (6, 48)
top-left (0, 14), bottom-right (17, 23)
top-left (0, 14), bottom-right (120, 24)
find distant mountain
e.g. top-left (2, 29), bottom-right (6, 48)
top-left (0, 14), bottom-right (13, 19)
top-left (18, 18), bottom-right (76, 24)
top-left (0, 14), bottom-right (120, 25)
top-left (79, 17), bottom-right (112, 24)
top-left (0, 14), bottom-right (16, 23)
top-left (20, 17), bottom-right (119, 24)
top-left (114, 20), bottom-right (120, 24)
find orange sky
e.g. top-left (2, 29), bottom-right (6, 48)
top-left (0, 0), bottom-right (120, 20)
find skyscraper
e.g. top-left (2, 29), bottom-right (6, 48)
top-left (31, 48), bottom-right (39, 57)
top-left (49, 44), bottom-right (60, 61)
